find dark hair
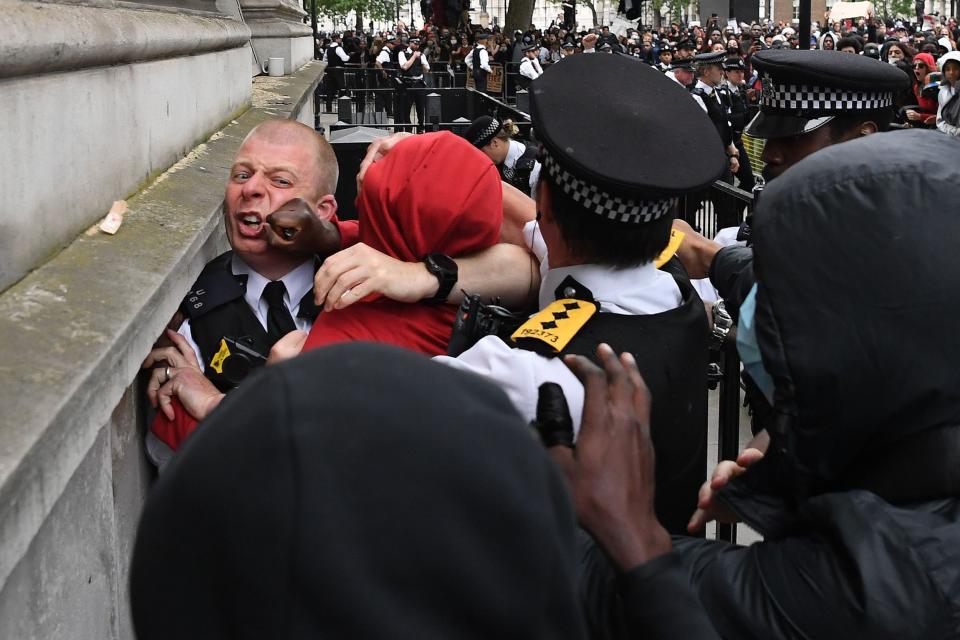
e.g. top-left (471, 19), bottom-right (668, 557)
top-left (828, 108), bottom-right (894, 142)
top-left (542, 178), bottom-right (673, 268)
top-left (836, 36), bottom-right (862, 52)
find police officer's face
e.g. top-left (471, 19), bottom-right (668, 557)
top-left (760, 127), bottom-right (833, 181)
top-left (726, 69), bottom-right (744, 85)
top-left (225, 135), bottom-right (327, 266)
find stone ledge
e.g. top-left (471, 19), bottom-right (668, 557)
top-left (0, 61), bottom-right (324, 592)
top-left (1, 0), bottom-right (251, 79)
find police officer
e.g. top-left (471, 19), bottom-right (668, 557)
top-left (438, 54), bottom-right (727, 535)
top-left (374, 35), bottom-right (399, 117)
top-left (518, 42), bottom-right (544, 88)
top-left (465, 32), bottom-right (493, 93)
top-left (744, 49), bottom-right (910, 184)
top-left (398, 37), bottom-right (430, 126)
top-left (323, 33), bottom-right (351, 111)
top-left (719, 56), bottom-right (755, 192)
top-left (462, 115), bottom-right (541, 198)
top-left (656, 42), bottom-right (675, 71)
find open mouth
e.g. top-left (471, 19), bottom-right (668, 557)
top-left (236, 212), bottom-right (265, 238)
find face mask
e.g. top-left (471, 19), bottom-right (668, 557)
top-left (888, 58), bottom-right (900, 65)
top-left (736, 284), bottom-right (776, 404)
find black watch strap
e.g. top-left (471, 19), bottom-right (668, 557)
top-left (422, 253), bottom-right (458, 303)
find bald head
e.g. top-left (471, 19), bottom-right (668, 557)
top-left (241, 120), bottom-right (339, 199)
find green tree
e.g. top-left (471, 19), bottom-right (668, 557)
top-left (505, 0), bottom-right (537, 32)
top-left (310, 0), bottom-right (398, 30)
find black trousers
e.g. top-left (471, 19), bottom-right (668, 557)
top-left (398, 79), bottom-right (426, 126)
top-left (474, 71), bottom-right (488, 94)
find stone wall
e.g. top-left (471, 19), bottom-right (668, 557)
top-left (0, 0), bottom-right (251, 293)
top-left (0, 2), bottom-right (325, 631)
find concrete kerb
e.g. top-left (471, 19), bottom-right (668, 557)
top-left (0, 62), bottom-right (324, 593)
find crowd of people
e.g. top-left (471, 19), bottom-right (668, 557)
top-left (320, 11), bottom-right (960, 133)
top-left (128, 11), bottom-right (960, 638)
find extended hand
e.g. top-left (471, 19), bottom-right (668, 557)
top-left (687, 446), bottom-right (765, 533)
top-left (550, 343), bottom-right (671, 571)
top-left (313, 242), bottom-right (437, 311)
top-left (267, 330), bottom-right (308, 364)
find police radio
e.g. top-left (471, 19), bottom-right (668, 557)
top-left (447, 293), bottom-right (527, 358)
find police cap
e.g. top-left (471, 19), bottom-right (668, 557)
top-left (745, 49), bottom-right (910, 139)
top-left (723, 56), bottom-right (746, 70)
top-left (530, 55), bottom-right (725, 223)
top-left (694, 51), bottom-right (726, 65)
top-left (462, 115), bottom-right (503, 148)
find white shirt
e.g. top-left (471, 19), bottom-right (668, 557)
top-left (465, 44), bottom-right (492, 72)
top-left (519, 56), bottom-right (544, 80)
top-left (666, 71), bottom-right (706, 111)
top-left (435, 221), bottom-right (682, 436)
top-left (398, 48), bottom-right (430, 75)
top-left (180, 255), bottom-right (316, 371)
top-left (504, 139), bottom-right (542, 197)
top-left (582, 47), bottom-right (596, 53)
top-left (328, 44), bottom-right (350, 63)
top-left (376, 48), bottom-right (392, 65)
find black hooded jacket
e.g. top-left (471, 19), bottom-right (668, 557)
top-left (699, 130), bottom-right (960, 638)
top-left (130, 343), bottom-right (715, 639)
top-left (579, 130), bottom-right (960, 639)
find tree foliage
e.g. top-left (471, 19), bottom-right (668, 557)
top-left (307, 0), bottom-right (397, 24)
top-left (505, 0), bottom-right (537, 32)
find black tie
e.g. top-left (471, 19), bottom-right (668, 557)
top-left (263, 281), bottom-right (297, 342)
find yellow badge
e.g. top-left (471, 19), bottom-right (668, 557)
top-left (654, 228), bottom-right (685, 269)
top-left (209, 338), bottom-right (231, 374)
top-left (511, 299), bottom-right (597, 354)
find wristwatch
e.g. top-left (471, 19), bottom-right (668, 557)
top-left (710, 299), bottom-right (734, 350)
top-left (422, 253), bottom-right (458, 303)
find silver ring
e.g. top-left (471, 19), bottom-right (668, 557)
top-left (164, 366), bottom-right (171, 383)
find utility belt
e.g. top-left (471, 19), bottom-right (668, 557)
top-left (402, 75), bottom-right (425, 84)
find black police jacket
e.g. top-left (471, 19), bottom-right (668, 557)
top-left (180, 252), bottom-right (319, 393)
top-left (692, 85), bottom-right (733, 147)
top-left (499, 141), bottom-right (539, 198)
top-left (518, 266), bottom-right (709, 536)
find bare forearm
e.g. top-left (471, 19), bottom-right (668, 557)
top-left (448, 243), bottom-right (540, 308)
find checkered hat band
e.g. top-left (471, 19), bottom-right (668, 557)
top-left (763, 81), bottom-right (893, 111)
top-left (472, 118), bottom-right (502, 147)
top-left (541, 151), bottom-right (676, 224)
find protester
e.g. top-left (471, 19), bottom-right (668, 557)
top-left (937, 51), bottom-right (960, 136)
top-left (583, 129), bottom-right (960, 639)
top-left (906, 52), bottom-right (939, 126)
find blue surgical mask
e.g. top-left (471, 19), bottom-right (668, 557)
top-left (736, 284), bottom-right (775, 404)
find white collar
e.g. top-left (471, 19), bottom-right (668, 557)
top-left (540, 262), bottom-right (681, 315)
top-left (231, 255), bottom-right (315, 315)
top-left (505, 139), bottom-right (524, 166)
top-left (695, 79), bottom-right (715, 94)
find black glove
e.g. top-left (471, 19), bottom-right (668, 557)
top-left (532, 382), bottom-right (574, 449)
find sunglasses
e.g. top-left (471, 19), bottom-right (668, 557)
top-left (913, 63), bottom-right (928, 69)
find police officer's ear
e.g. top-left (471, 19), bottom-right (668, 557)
top-left (314, 193), bottom-right (339, 222)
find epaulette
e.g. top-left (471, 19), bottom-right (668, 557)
top-left (180, 252), bottom-right (246, 320)
top-left (511, 298), bottom-right (597, 356)
top-left (654, 228), bottom-right (685, 268)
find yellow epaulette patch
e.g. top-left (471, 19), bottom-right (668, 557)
top-left (210, 338), bottom-right (231, 374)
top-left (511, 298), bottom-right (597, 354)
top-left (654, 228), bottom-right (685, 268)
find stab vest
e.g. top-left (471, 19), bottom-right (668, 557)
top-left (692, 85), bottom-right (733, 147)
top-left (326, 44), bottom-right (344, 68)
top-left (516, 267), bottom-right (709, 535)
top-left (402, 49), bottom-right (424, 78)
top-left (472, 47), bottom-right (484, 81)
top-left (180, 252), bottom-right (320, 393)
top-left (499, 142), bottom-right (539, 197)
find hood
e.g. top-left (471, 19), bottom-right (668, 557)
top-left (722, 130), bottom-right (960, 531)
top-left (131, 343), bottom-right (584, 639)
